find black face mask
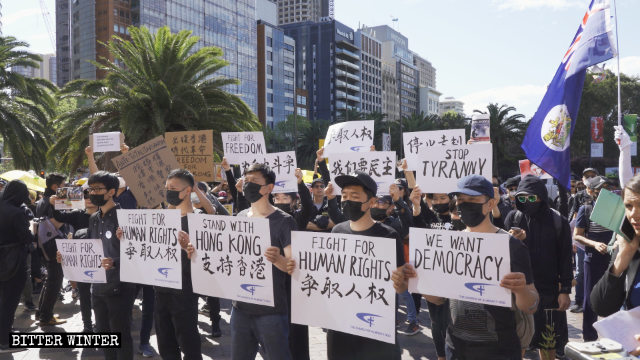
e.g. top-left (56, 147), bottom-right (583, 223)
top-left (451, 219), bottom-right (466, 231)
top-left (457, 202), bottom-right (487, 227)
top-left (517, 201), bottom-right (541, 216)
top-left (432, 203), bottom-right (450, 214)
top-left (243, 182), bottom-right (264, 203)
top-left (341, 200), bottom-right (366, 221)
top-left (90, 194), bottom-right (107, 207)
top-left (370, 207), bottom-right (388, 221)
top-left (274, 203), bottom-right (292, 214)
top-left (166, 190), bottom-right (184, 206)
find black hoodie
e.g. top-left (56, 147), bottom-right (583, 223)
top-left (0, 180), bottom-right (34, 249)
top-left (504, 175), bottom-right (573, 295)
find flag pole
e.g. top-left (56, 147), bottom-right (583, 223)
top-left (613, 0), bottom-right (622, 125)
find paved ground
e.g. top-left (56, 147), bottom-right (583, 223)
top-left (4, 287), bottom-right (586, 360)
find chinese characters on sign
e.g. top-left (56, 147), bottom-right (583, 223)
top-left (165, 130), bottom-right (214, 182)
top-left (329, 151), bottom-right (396, 196)
top-left (112, 136), bottom-right (180, 209)
top-left (221, 132), bottom-right (266, 165)
top-left (117, 209), bottom-right (183, 289)
top-left (408, 228), bottom-right (511, 307)
top-left (290, 231), bottom-right (397, 344)
top-left (237, 151), bottom-right (298, 193)
top-left (56, 239), bottom-right (106, 283)
top-left (188, 213), bottom-right (274, 307)
top-left (402, 129), bottom-right (466, 171)
top-left (415, 143), bottom-right (492, 194)
top-left (322, 120), bottom-right (374, 157)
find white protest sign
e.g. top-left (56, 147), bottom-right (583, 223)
top-left (91, 132), bottom-right (122, 152)
top-left (56, 239), bottom-right (106, 283)
top-left (403, 129), bottom-right (466, 171)
top-left (323, 120), bottom-right (374, 157)
top-left (415, 143), bottom-right (492, 194)
top-left (328, 151), bottom-right (396, 196)
top-left (117, 209), bottom-right (183, 289)
top-left (408, 228), bottom-right (511, 307)
top-left (291, 231), bottom-right (397, 344)
top-left (189, 213), bottom-right (274, 306)
top-left (222, 132), bottom-right (266, 165)
top-left (237, 151), bottom-right (298, 193)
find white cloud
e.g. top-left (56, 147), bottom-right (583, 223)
top-left (492, 0), bottom-right (581, 11)
top-left (619, 56), bottom-right (640, 77)
top-left (459, 84), bottom-right (547, 118)
top-left (2, 8), bottom-right (42, 26)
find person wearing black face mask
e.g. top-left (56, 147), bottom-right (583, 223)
top-left (304, 171), bottom-right (404, 359)
top-left (393, 175), bottom-right (539, 360)
top-left (505, 175), bottom-right (573, 358)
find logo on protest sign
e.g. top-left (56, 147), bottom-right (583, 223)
top-left (464, 282), bottom-right (494, 296)
top-left (84, 270), bottom-right (97, 279)
top-left (540, 104), bottom-right (572, 151)
top-left (350, 146), bottom-right (369, 151)
top-left (158, 267), bottom-right (171, 278)
top-left (356, 313), bottom-right (381, 327)
top-left (240, 284), bottom-right (263, 296)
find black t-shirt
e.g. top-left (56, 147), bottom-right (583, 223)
top-left (326, 221), bottom-right (403, 360)
top-left (233, 208), bottom-right (296, 315)
top-left (446, 232), bottom-right (534, 358)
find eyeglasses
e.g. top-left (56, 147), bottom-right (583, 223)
top-left (517, 195), bottom-right (538, 203)
top-left (88, 187), bottom-right (107, 193)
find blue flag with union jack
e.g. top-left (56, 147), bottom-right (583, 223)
top-left (521, 0), bottom-right (616, 189)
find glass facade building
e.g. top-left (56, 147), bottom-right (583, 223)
top-left (132, 0), bottom-right (258, 113)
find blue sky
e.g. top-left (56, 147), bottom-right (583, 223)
top-left (3, 0), bottom-right (639, 118)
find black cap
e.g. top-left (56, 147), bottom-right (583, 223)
top-left (583, 168), bottom-right (598, 176)
top-left (504, 176), bottom-right (520, 188)
top-left (311, 178), bottom-right (325, 186)
top-left (377, 195), bottom-right (393, 204)
top-left (587, 176), bottom-right (607, 190)
top-left (450, 175), bottom-right (494, 199)
top-left (335, 171), bottom-right (377, 196)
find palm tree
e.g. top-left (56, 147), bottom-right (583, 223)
top-left (0, 36), bottom-right (57, 170)
top-left (50, 26), bottom-right (260, 172)
top-left (474, 103), bottom-right (527, 177)
top-left (297, 119), bottom-right (331, 169)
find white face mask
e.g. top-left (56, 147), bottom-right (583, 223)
top-left (190, 192), bottom-right (200, 204)
top-left (509, 190), bottom-right (517, 198)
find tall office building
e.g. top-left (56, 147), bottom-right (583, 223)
top-left (368, 25), bottom-right (419, 120)
top-left (11, 54), bottom-right (57, 83)
top-left (413, 52), bottom-right (436, 89)
top-left (56, 0), bottom-right (258, 113)
top-left (277, 0), bottom-right (333, 25)
top-left (283, 19), bottom-right (361, 122)
top-left (257, 20), bottom-right (296, 128)
top-left (419, 87), bottom-right (441, 116)
top-left (356, 28), bottom-right (382, 114)
top-left (439, 97), bottom-right (465, 116)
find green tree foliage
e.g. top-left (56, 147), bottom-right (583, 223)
top-left (0, 36), bottom-right (57, 170)
top-left (50, 26), bottom-right (260, 172)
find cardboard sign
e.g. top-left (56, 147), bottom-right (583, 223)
top-left (222, 132), bottom-right (266, 165)
top-left (328, 151), bottom-right (396, 196)
top-left (408, 228), bottom-right (511, 307)
top-left (117, 209), bottom-right (183, 289)
top-left (471, 113), bottom-right (490, 142)
top-left (403, 129), bottom-right (466, 170)
top-left (188, 214), bottom-right (274, 306)
top-left (415, 143), bottom-right (492, 194)
top-left (237, 151), bottom-right (298, 193)
top-left (290, 231), bottom-right (397, 344)
top-left (323, 120), bottom-right (374, 157)
top-left (166, 130), bottom-right (214, 182)
top-left (90, 132), bottom-right (123, 152)
top-left (112, 136), bottom-right (180, 209)
top-left (54, 186), bottom-right (85, 210)
top-left (56, 239), bottom-right (106, 283)
top-left (519, 159), bottom-right (552, 179)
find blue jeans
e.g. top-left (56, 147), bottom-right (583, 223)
top-left (231, 307), bottom-right (291, 360)
top-left (401, 290), bottom-right (417, 323)
top-left (575, 247), bottom-right (585, 305)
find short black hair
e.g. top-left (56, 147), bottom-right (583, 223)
top-left (197, 181), bottom-right (209, 192)
top-left (88, 171), bottom-right (119, 191)
top-left (46, 173), bottom-right (66, 189)
top-left (244, 163), bottom-right (276, 185)
top-left (167, 169), bottom-right (195, 187)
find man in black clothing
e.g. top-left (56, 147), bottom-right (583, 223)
top-left (0, 180), bottom-right (33, 353)
top-left (318, 171), bottom-right (404, 360)
top-left (504, 175), bottom-right (573, 357)
top-left (88, 171), bottom-right (136, 360)
top-left (35, 172), bottom-right (67, 326)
